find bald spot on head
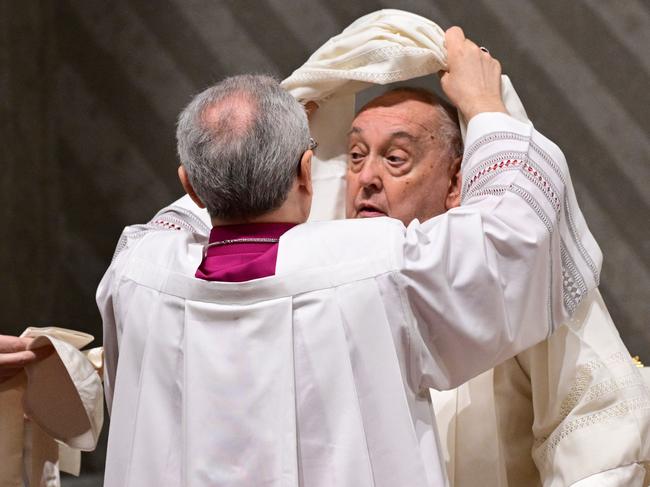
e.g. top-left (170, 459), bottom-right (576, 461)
top-left (202, 91), bottom-right (257, 138)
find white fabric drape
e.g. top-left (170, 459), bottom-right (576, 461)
top-left (431, 289), bottom-right (650, 487)
top-left (281, 8), bottom-right (528, 221)
top-left (0, 327), bottom-right (103, 487)
top-left (280, 9), bottom-right (601, 322)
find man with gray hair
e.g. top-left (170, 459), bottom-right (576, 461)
top-left (176, 75), bottom-right (311, 226)
top-left (98, 28), bottom-right (598, 487)
top-left (345, 85), bottom-right (650, 486)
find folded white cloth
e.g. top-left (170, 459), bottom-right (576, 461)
top-left (281, 8), bottom-right (600, 318)
top-left (22, 329), bottom-right (103, 451)
top-left (0, 327), bottom-right (103, 487)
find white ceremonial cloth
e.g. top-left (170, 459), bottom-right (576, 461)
top-left (279, 9), bottom-right (601, 317)
top-left (0, 327), bottom-right (103, 487)
top-left (99, 112), bottom-right (592, 487)
top-left (281, 8), bottom-right (527, 222)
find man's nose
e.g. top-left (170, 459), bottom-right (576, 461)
top-left (358, 157), bottom-right (383, 191)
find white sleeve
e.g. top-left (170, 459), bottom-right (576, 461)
top-left (492, 290), bottom-right (650, 486)
top-left (96, 195), bottom-right (210, 412)
top-left (570, 463), bottom-right (647, 487)
top-left (399, 112), bottom-right (602, 390)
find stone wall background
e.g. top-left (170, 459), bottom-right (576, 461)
top-left (2, 0), bottom-right (648, 483)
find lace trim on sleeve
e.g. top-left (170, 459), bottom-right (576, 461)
top-left (534, 395), bottom-right (650, 467)
top-left (460, 130), bottom-right (599, 317)
top-left (110, 205), bottom-right (210, 263)
top-left (533, 352), bottom-right (650, 467)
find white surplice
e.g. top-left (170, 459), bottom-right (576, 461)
top-left (98, 112), bottom-right (590, 486)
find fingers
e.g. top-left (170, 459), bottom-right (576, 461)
top-left (445, 27), bottom-right (485, 63)
top-left (0, 335), bottom-right (33, 354)
top-left (440, 26), bottom-right (506, 121)
top-left (445, 26), bottom-right (480, 57)
top-left (0, 349), bottom-right (38, 368)
top-left (0, 335), bottom-right (54, 373)
top-left (444, 26), bottom-right (466, 53)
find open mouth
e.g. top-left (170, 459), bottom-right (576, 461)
top-left (356, 204), bottom-right (386, 218)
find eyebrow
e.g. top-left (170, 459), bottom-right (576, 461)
top-left (347, 126), bottom-right (418, 142)
top-left (388, 131), bottom-right (418, 142)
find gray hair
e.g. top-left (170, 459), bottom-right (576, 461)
top-left (176, 74), bottom-right (310, 221)
top-left (362, 86), bottom-right (463, 162)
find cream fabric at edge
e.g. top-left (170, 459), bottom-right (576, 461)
top-left (0, 327), bottom-right (104, 487)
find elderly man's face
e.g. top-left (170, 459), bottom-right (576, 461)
top-left (345, 94), bottom-right (461, 225)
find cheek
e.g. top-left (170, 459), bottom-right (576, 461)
top-left (391, 182), bottom-right (412, 210)
top-left (383, 180), bottom-right (417, 222)
top-left (390, 176), bottom-right (445, 222)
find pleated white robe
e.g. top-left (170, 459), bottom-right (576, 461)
top-left (98, 113), bottom-right (600, 486)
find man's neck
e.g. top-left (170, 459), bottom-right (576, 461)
top-left (211, 203), bottom-right (307, 227)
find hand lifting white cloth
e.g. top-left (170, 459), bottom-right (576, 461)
top-left (281, 8), bottom-right (528, 221)
top-left (282, 7), bottom-right (600, 317)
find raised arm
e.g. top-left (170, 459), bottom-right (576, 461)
top-left (398, 28), bottom-right (601, 389)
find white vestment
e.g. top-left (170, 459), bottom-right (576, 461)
top-left (279, 9), bottom-right (650, 486)
top-left (430, 291), bottom-right (650, 487)
top-left (98, 112), bottom-right (590, 486)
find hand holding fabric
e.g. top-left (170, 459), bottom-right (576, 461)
top-left (440, 26), bottom-right (507, 121)
top-left (0, 335), bottom-right (52, 383)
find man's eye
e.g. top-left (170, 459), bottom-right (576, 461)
top-left (349, 151), bottom-right (364, 162)
top-left (386, 155), bottom-right (406, 165)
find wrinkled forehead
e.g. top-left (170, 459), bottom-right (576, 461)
top-left (349, 101), bottom-right (440, 142)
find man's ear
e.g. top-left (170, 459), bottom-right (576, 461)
top-left (445, 156), bottom-right (462, 210)
top-left (304, 101), bottom-right (319, 122)
top-left (178, 165), bottom-right (206, 209)
top-left (298, 149), bottom-right (313, 196)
